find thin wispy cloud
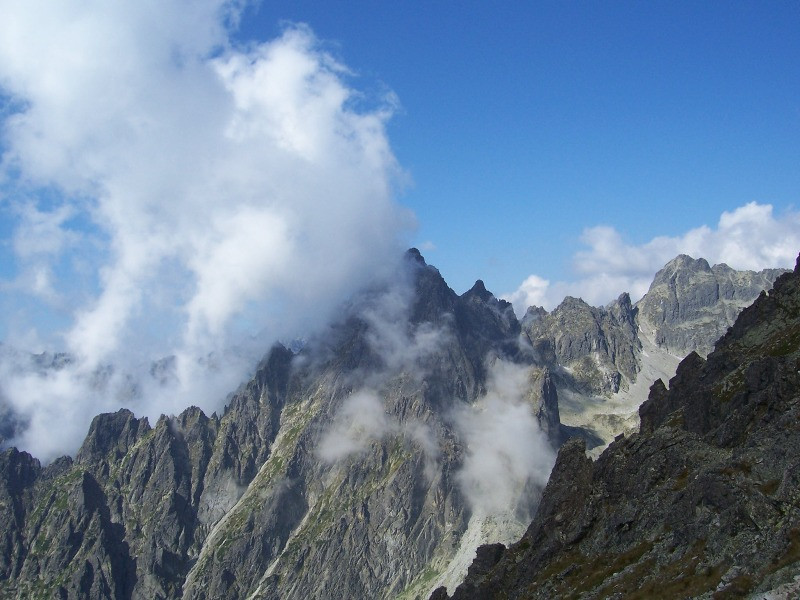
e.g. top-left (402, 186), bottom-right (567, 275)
top-left (315, 275), bottom-right (446, 476)
top-left (505, 202), bottom-right (800, 313)
top-left (0, 3), bottom-right (409, 460)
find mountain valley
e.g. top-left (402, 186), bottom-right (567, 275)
top-left (0, 250), bottom-right (791, 599)
top-left (434, 254), bottom-right (800, 599)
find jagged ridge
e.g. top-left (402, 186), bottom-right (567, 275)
top-left (0, 251), bottom-right (789, 599)
top-left (0, 250), bottom-right (559, 599)
top-left (435, 255), bottom-right (800, 599)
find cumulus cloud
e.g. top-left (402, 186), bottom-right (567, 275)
top-left (505, 202), bottom-right (800, 313)
top-left (0, 3), bottom-right (409, 460)
top-left (453, 360), bottom-right (555, 519)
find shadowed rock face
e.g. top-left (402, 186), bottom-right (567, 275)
top-left (433, 255), bottom-right (800, 599)
top-left (0, 251), bottom-right (790, 600)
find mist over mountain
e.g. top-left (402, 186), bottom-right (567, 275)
top-left (0, 249), bottom-right (790, 599)
top-left (434, 254), bottom-right (800, 600)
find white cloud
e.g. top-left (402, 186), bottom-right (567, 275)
top-left (452, 360), bottom-right (555, 519)
top-left (0, 202), bottom-right (81, 302)
top-left (418, 240), bottom-right (437, 252)
top-left (317, 386), bottom-right (440, 480)
top-left (11, 202), bottom-right (78, 258)
top-left (504, 202), bottom-right (800, 313)
top-left (360, 280), bottom-right (451, 378)
top-left (505, 274), bottom-right (550, 312)
top-left (317, 390), bottom-right (391, 462)
top-left (0, 4), bottom-right (410, 459)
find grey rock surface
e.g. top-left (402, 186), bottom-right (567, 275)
top-left (522, 293), bottom-right (639, 396)
top-left (0, 250), bottom-right (790, 599)
top-left (637, 254), bottom-right (787, 357)
top-left (435, 255), bottom-right (800, 599)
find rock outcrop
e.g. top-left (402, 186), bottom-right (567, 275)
top-left (637, 254), bottom-right (787, 357)
top-left (0, 250), bottom-right (791, 599)
top-left (434, 255), bottom-right (800, 599)
top-left (522, 293), bottom-right (639, 395)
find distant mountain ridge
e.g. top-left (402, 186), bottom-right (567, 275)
top-left (0, 251), bottom-right (789, 599)
top-left (432, 254), bottom-right (800, 599)
top-left (522, 254), bottom-right (789, 453)
top-left (637, 254), bottom-right (787, 357)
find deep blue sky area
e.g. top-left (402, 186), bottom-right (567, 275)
top-left (238, 1), bottom-right (800, 293)
top-left (1, 0), bottom-right (798, 353)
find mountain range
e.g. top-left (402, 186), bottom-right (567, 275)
top-left (433, 253), bottom-right (800, 599)
top-left (0, 250), bottom-right (791, 599)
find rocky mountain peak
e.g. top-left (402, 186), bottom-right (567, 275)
top-left (522, 291), bottom-right (640, 396)
top-left (520, 305), bottom-right (547, 328)
top-left (405, 249), bottom-right (458, 326)
top-left (404, 246), bottom-right (426, 264)
top-left (75, 408), bottom-right (151, 469)
top-left (435, 252), bottom-right (800, 600)
top-left (464, 279), bottom-right (492, 302)
top-left (636, 254), bottom-right (789, 357)
top-left (608, 291), bottom-right (636, 325)
top-left (553, 295), bottom-right (590, 312)
top-left (657, 253), bottom-right (712, 277)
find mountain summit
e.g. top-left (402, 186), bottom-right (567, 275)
top-left (0, 251), bottom-right (790, 599)
top-left (637, 254), bottom-right (786, 357)
top-left (433, 254), bottom-right (800, 599)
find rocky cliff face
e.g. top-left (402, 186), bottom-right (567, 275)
top-left (0, 251), bottom-right (559, 599)
top-left (522, 293), bottom-right (639, 396)
top-left (434, 255), bottom-right (800, 599)
top-left (0, 251), bottom-right (789, 599)
top-left (637, 254), bottom-right (787, 357)
top-left (523, 256), bottom-right (788, 454)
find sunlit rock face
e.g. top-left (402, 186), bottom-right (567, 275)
top-left (522, 292), bottom-right (639, 396)
top-left (0, 251), bottom-right (788, 599)
top-left (636, 254), bottom-right (788, 357)
top-left (435, 255), bottom-right (800, 600)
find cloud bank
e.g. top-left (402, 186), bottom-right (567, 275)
top-left (0, 3), bottom-right (409, 459)
top-left (453, 360), bottom-right (555, 519)
top-left (505, 202), bottom-right (800, 313)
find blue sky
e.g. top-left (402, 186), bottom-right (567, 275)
top-left (238, 1), bottom-right (800, 295)
top-left (0, 0), bottom-right (799, 459)
top-left (1, 0), bottom-right (799, 352)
